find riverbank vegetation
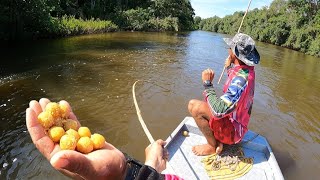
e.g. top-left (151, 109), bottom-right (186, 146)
top-left (196, 0), bottom-right (320, 57)
top-left (0, 0), bottom-right (194, 40)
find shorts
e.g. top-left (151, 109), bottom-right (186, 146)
top-left (209, 116), bottom-right (236, 145)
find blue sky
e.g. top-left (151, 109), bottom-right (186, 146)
top-left (190, 0), bottom-right (273, 18)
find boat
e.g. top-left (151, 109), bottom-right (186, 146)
top-left (162, 116), bottom-right (284, 180)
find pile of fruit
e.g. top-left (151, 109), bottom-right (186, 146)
top-left (37, 102), bottom-right (105, 154)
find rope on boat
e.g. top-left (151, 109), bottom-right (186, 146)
top-left (217, 0), bottom-right (253, 85)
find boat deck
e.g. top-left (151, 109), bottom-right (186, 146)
top-left (163, 117), bottom-right (284, 180)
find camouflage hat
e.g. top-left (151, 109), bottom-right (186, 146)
top-left (223, 33), bottom-right (260, 66)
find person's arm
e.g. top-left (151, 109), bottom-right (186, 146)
top-left (203, 74), bottom-right (248, 118)
top-left (135, 165), bottom-right (165, 180)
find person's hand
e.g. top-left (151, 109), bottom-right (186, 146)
top-left (26, 98), bottom-right (127, 180)
top-left (202, 68), bottom-right (215, 83)
top-left (224, 55), bottom-right (232, 68)
top-left (144, 139), bottom-right (168, 172)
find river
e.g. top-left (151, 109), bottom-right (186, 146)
top-left (0, 31), bottom-right (319, 179)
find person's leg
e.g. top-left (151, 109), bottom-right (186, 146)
top-left (188, 99), bottom-right (223, 155)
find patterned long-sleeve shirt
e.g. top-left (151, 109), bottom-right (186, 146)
top-left (204, 68), bottom-right (249, 118)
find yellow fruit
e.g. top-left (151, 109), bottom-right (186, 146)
top-left (182, 131), bottom-right (189, 137)
top-left (63, 119), bottom-right (78, 131)
top-left (59, 103), bottom-right (71, 119)
top-left (38, 111), bottom-right (55, 129)
top-left (60, 135), bottom-right (77, 150)
top-left (55, 119), bottom-right (65, 127)
top-left (78, 127), bottom-right (91, 137)
top-left (48, 126), bottom-right (65, 143)
top-left (91, 133), bottom-right (105, 150)
top-left (66, 129), bottom-right (80, 141)
top-left (45, 102), bottom-right (61, 119)
top-left (77, 137), bottom-right (93, 154)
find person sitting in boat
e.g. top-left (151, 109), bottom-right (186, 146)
top-left (188, 33), bottom-right (260, 156)
top-left (26, 98), bottom-right (182, 180)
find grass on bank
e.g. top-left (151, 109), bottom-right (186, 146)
top-left (48, 15), bottom-right (118, 37)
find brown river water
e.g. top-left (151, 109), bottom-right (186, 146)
top-left (0, 31), bottom-right (319, 179)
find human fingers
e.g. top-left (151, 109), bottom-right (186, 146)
top-left (206, 69), bottom-right (211, 81)
top-left (51, 148), bottom-right (127, 180)
top-left (150, 140), bottom-right (167, 155)
top-left (29, 100), bottom-right (43, 115)
top-left (205, 69), bottom-right (213, 82)
top-left (210, 69), bottom-right (215, 75)
top-left (50, 151), bottom-right (90, 179)
top-left (155, 139), bottom-right (167, 157)
top-left (163, 148), bottom-right (169, 160)
top-left (26, 108), bottom-right (56, 159)
top-left (210, 69), bottom-right (215, 80)
top-left (39, 98), bottom-right (51, 111)
top-left (156, 139), bottom-right (167, 147)
top-left (26, 108), bottom-right (45, 141)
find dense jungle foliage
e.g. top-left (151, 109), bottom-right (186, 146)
top-left (1, 0), bottom-right (319, 57)
top-left (196, 0), bottom-right (320, 57)
top-left (0, 0), bottom-right (195, 40)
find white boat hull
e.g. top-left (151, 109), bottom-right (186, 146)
top-left (163, 117), bottom-right (284, 180)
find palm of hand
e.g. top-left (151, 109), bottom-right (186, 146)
top-left (26, 98), bottom-right (126, 180)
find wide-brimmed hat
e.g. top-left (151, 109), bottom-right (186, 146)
top-left (223, 33), bottom-right (260, 66)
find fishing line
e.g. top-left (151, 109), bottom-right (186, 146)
top-left (217, 0), bottom-right (253, 84)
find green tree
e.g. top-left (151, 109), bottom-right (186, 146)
top-left (152, 0), bottom-right (195, 30)
top-left (194, 16), bottom-right (201, 29)
top-left (198, 0), bottom-right (320, 57)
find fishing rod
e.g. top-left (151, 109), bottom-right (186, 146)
top-left (217, 0), bottom-right (253, 84)
top-left (132, 80), bottom-right (175, 173)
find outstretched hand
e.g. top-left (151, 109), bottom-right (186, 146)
top-left (26, 98), bottom-right (126, 180)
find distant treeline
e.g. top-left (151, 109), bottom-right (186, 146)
top-left (0, 0), bottom-right (195, 40)
top-left (196, 0), bottom-right (320, 57)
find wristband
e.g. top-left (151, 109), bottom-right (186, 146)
top-left (203, 80), bottom-right (213, 87)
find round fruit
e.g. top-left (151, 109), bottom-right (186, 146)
top-left (54, 119), bottom-right (64, 127)
top-left (38, 111), bottom-right (55, 129)
top-left (91, 133), bottom-right (105, 150)
top-left (48, 126), bottom-right (65, 143)
top-left (59, 103), bottom-right (71, 119)
top-left (78, 127), bottom-right (91, 137)
top-left (63, 119), bottom-right (78, 131)
top-left (182, 130), bottom-right (189, 137)
top-left (77, 137), bottom-right (93, 154)
top-left (60, 135), bottom-right (77, 150)
top-left (66, 129), bottom-right (80, 141)
top-left (45, 102), bottom-right (61, 119)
